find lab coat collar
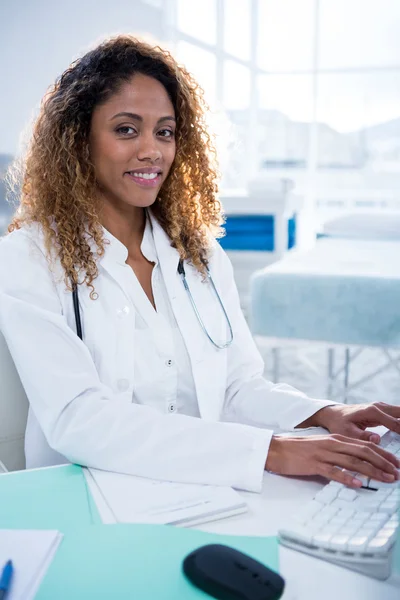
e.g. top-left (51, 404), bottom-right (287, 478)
top-left (101, 227), bottom-right (129, 265)
top-left (99, 209), bottom-right (179, 271)
top-left (147, 210), bottom-right (180, 274)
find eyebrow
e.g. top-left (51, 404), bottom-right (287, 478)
top-left (110, 112), bottom-right (176, 124)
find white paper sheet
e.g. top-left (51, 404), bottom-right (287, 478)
top-left (88, 468), bottom-right (248, 527)
top-left (0, 529), bottom-right (62, 600)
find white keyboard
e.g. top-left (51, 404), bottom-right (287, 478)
top-left (278, 431), bottom-right (400, 580)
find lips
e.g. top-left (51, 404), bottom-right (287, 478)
top-left (126, 166), bottom-right (162, 175)
top-left (125, 170), bottom-right (162, 188)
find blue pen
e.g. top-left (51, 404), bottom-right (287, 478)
top-left (0, 560), bottom-right (13, 600)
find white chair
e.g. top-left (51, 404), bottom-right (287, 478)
top-left (0, 329), bottom-right (29, 471)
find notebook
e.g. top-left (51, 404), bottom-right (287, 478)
top-left (0, 530), bottom-right (62, 600)
top-left (86, 468), bottom-right (248, 527)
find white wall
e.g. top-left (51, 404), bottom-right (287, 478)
top-left (0, 0), bottom-right (166, 154)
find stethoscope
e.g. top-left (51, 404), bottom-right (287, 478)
top-left (72, 259), bottom-right (234, 350)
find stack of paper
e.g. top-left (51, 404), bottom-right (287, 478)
top-left (85, 468), bottom-right (248, 527)
top-left (0, 529), bottom-right (63, 600)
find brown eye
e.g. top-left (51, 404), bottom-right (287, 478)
top-left (116, 126), bottom-right (136, 136)
top-left (158, 129), bottom-right (174, 139)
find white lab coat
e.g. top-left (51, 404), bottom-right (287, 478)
top-left (0, 211), bottom-right (334, 492)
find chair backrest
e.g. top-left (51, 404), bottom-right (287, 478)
top-left (0, 329), bottom-right (29, 471)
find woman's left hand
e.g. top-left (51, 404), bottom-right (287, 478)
top-left (311, 402), bottom-right (400, 444)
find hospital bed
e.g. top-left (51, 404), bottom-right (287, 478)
top-left (250, 236), bottom-right (400, 403)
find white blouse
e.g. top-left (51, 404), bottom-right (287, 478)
top-left (127, 215), bottom-right (201, 418)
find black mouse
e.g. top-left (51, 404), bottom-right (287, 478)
top-left (182, 544), bottom-right (285, 600)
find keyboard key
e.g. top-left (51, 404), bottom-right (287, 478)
top-left (320, 505), bottom-right (339, 520)
top-left (329, 534), bottom-right (351, 551)
top-left (327, 481), bottom-right (344, 489)
top-left (369, 512), bottom-right (386, 522)
top-left (358, 499), bottom-right (381, 511)
top-left (337, 508), bottom-right (355, 518)
top-left (367, 479), bottom-right (400, 490)
top-left (355, 474), bottom-right (370, 487)
top-left (379, 501), bottom-right (398, 514)
top-left (375, 489), bottom-right (392, 499)
top-left (347, 536), bottom-right (370, 552)
top-left (330, 516), bottom-right (349, 527)
top-left (312, 532), bottom-right (333, 547)
top-left (353, 511), bottom-right (373, 521)
top-left (338, 488), bottom-right (358, 501)
top-left (362, 523), bottom-right (384, 538)
top-left (332, 499), bottom-right (360, 510)
top-left (315, 487), bottom-right (340, 504)
top-left (385, 443), bottom-right (400, 454)
top-left (381, 524), bottom-right (398, 536)
top-left (280, 524), bottom-right (314, 546)
top-left (312, 515), bottom-right (331, 528)
top-left (297, 500), bottom-right (323, 523)
top-left (367, 536), bottom-right (392, 554)
top-left (339, 524), bottom-right (361, 537)
top-left (323, 523), bottom-right (341, 535)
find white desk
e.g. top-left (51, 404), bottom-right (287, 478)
top-left (202, 470), bottom-right (400, 600)
top-left (87, 466), bottom-right (399, 600)
top-left (85, 423), bottom-right (398, 600)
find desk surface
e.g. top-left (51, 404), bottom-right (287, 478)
top-left (201, 471), bottom-right (399, 600)
top-left (87, 467), bottom-right (398, 600)
top-left (84, 427), bottom-right (399, 600)
top-left (3, 448), bottom-right (399, 600)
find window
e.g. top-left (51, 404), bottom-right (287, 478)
top-left (257, 74), bottom-right (313, 170)
top-left (168, 0), bottom-right (400, 211)
top-left (224, 0), bottom-right (251, 60)
top-left (176, 41), bottom-right (217, 106)
top-left (319, 0), bottom-right (400, 69)
top-left (177, 0), bottom-right (217, 45)
top-left (223, 60), bottom-right (251, 109)
top-left (257, 0), bottom-right (315, 71)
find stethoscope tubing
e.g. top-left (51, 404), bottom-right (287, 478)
top-left (72, 259), bottom-right (234, 350)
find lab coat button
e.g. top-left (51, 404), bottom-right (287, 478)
top-left (117, 379), bottom-right (130, 392)
top-left (116, 306), bottom-right (130, 318)
top-left (168, 402), bottom-right (176, 413)
top-left (165, 359), bottom-right (173, 367)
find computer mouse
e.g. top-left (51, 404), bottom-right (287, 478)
top-left (182, 543), bottom-right (285, 600)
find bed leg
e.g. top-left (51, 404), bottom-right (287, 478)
top-left (272, 347), bottom-right (280, 383)
top-left (343, 348), bottom-right (350, 404)
top-left (327, 348), bottom-right (335, 399)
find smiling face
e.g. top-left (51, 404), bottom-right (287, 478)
top-left (89, 73), bottom-right (177, 215)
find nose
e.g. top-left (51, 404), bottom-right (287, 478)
top-left (136, 132), bottom-right (162, 163)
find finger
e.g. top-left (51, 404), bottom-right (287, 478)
top-left (373, 402), bottom-right (400, 419)
top-left (330, 434), bottom-right (400, 469)
top-left (343, 424), bottom-right (381, 444)
top-left (359, 406), bottom-right (400, 434)
top-left (323, 450), bottom-right (397, 483)
top-left (358, 430), bottom-right (380, 444)
top-left (316, 464), bottom-right (363, 489)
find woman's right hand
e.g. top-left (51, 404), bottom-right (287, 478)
top-left (265, 434), bottom-right (400, 488)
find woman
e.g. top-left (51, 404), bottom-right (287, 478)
top-left (0, 35), bottom-right (399, 492)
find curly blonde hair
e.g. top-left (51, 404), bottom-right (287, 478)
top-left (7, 35), bottom-right (224, 298)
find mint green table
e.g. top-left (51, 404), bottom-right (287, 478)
top-left (0, 465), bottom-right (279, 599)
